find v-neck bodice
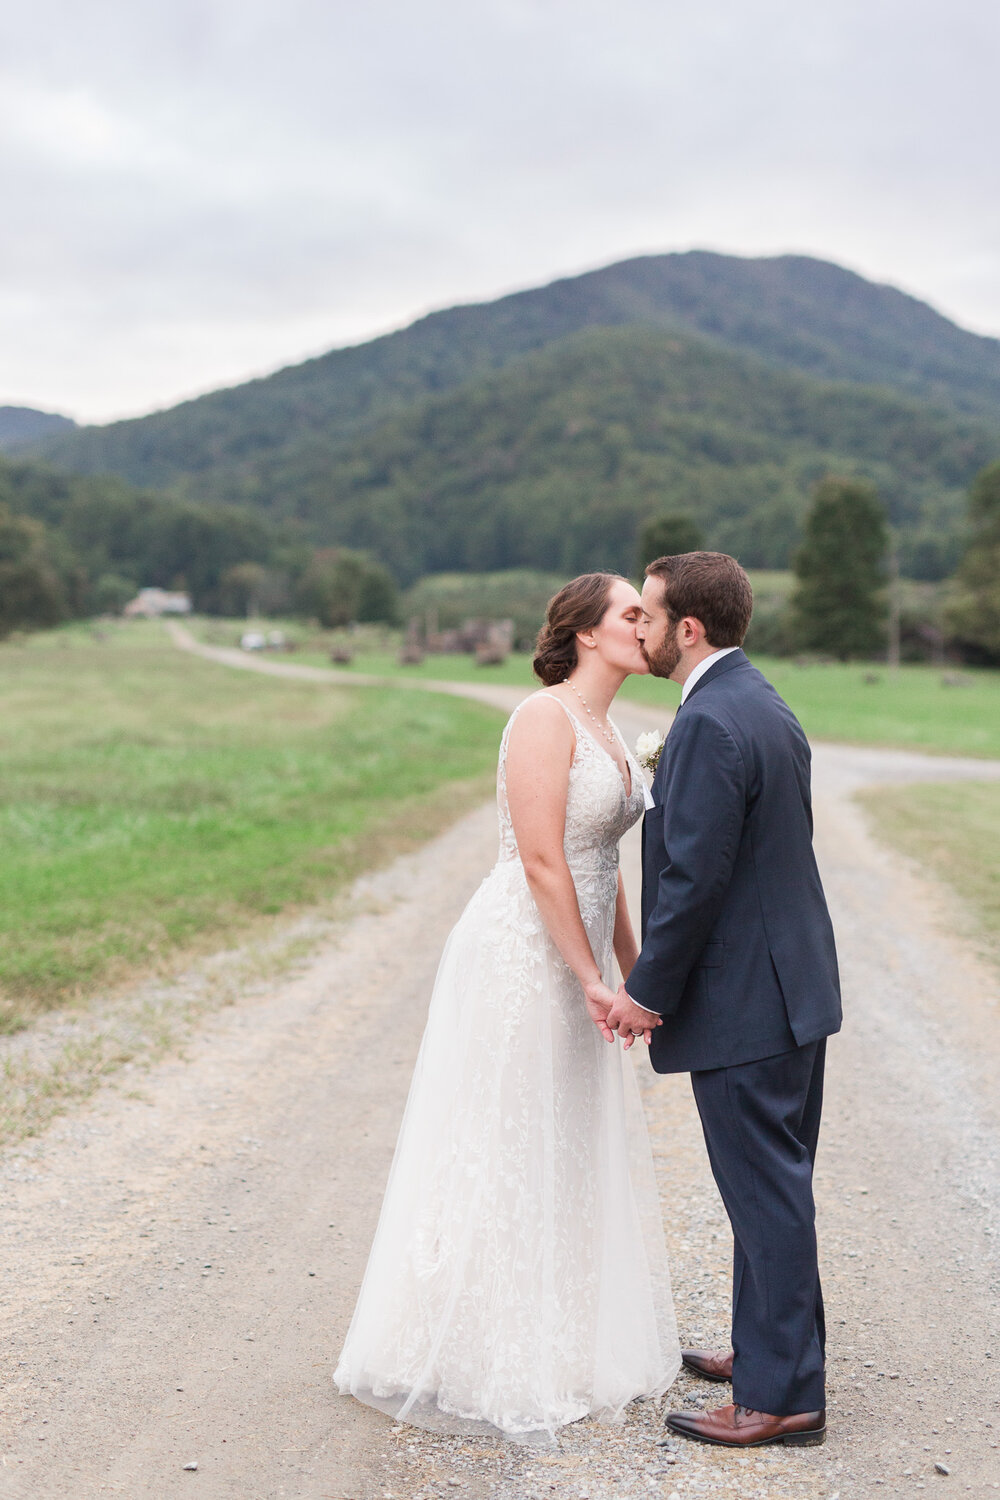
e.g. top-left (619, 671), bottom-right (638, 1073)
top-left (495, 694), bottom-right (645, 874)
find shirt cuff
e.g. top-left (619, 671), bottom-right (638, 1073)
top-left (625, 992), bottom-right (661, 1020)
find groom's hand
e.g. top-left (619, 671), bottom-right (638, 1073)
top-left (607, 984), bottom-right (662, 1049)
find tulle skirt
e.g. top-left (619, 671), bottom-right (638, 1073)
top-left (334, 856), bottom-right (680, 1443)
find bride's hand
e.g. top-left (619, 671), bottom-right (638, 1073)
top-left (582, 977), bottom-right (619, 1044)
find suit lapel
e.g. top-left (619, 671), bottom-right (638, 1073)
top-left (650, 650), bottom-right (748, 803)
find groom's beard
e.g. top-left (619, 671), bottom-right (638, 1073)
top-left (641, 631), bottom-right (682, 679)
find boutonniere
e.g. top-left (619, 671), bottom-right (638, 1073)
top-left (635, 730), bottom-right (665, 774)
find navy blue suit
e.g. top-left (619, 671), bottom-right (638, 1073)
top-left (627, 649), bottom-right (840, 1415)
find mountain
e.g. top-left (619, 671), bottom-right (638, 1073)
top-left (34, 251), bottom-right (1000, 494)
top-left (223, 325), bottom-right (996, 582)
top-left (0, 406), bottom-right (76, 451)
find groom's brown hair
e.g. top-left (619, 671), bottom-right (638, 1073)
top-left (645, 552), bottom-right (753, 647)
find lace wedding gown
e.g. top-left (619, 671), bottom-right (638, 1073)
top-left (334, 695), bottom-right (680, 1442)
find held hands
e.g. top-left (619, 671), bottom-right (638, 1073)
top-left (583, 978), bottom-right (660, 1050)
top-left (605, 982), bottom-right (662, 1050)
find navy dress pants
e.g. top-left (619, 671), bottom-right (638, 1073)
top-left (690, 1039), bottom-right (827, 1416)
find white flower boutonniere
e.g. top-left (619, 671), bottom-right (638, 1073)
top-left (635, 730), bottom-right (665, 774)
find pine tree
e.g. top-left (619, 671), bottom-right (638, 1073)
top-left (635, 513), bottom-right (705, 575)
top-left (946, 460), bottom-right (1000, 664)
top-left (792, 478), bottom-right (888, 659)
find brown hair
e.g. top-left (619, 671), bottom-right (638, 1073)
top-left (644, 552), bottom-right (753, 646)
top-left (533, 572), bottom-right (622, 686)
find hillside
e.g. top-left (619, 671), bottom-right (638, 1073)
top-left (0, 406), bottom-right (76, 451)
top-left (0, 453), bottom-right (291, 616)
top-left (224, 325), bottom-right (997, 582)
top-left (34, 251), bottom-right (1000, 496)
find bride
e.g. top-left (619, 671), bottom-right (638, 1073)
top-left (334, 573), bottom-right (680, 1443)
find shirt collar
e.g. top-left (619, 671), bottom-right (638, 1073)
top-left (680, 646), bottom-right (740, 704)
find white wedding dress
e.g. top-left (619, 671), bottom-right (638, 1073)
top-left (334, 695), bottom-right (680, 1442)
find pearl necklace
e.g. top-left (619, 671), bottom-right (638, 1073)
top-left (563, 678), bottom-right (616, 746)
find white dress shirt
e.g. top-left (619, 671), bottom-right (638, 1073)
top-left (626, 646), bottom-right (740, 1023)
top-left (679, 646), bottom-right (740, 703)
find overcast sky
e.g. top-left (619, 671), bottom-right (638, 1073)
top-left (1, 0), bottom-right (997, 424)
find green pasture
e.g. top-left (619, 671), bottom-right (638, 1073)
top-left (616, 657), bottom-right (1000, 760)
top-left (857, 781), bottom-right (1000, 960)
top-left (0, 623), bottom-right (503, 1027)
top-left (193, 616), bottom-right (1000, 760)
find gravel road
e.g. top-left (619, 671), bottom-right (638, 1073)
top-left (2, 642), bottom-right (999, 1500)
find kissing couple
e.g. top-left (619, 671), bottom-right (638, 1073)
top-left (336, 551), bottom-right (841, 1449)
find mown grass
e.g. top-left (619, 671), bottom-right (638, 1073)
top-left (857, 782), bottom-right (1000, 963)
top-left (616, 657), bottom-right (1000, 759)
top-left (193, 616), bottom-right (1000, 760)
top-left (0, 623), bottom-right (503, 1028)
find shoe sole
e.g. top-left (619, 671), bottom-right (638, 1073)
top-left (665, 1419), bottom-right (826, 1448)
top-left (680, 1358), bottom-right (732, 1383)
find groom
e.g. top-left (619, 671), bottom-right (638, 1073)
top-left (605, 551), bottom-right (841, 1448)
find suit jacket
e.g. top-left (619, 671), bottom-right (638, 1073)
top-left (626, 649), bottom-right (841, 1073)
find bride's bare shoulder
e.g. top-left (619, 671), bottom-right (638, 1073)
top-left (506, 691), bottom-right (576, 747)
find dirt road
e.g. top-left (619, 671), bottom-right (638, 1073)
top-left (2, 641), bottom-right (999, 1499)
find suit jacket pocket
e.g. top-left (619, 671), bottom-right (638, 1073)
top-left (696, 939), bottom-right (725, 968)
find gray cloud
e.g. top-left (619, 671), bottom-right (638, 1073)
top-left (1, 0), bottom-right (997, 421)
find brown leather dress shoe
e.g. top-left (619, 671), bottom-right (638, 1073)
top-left (666, 1402), bottom-right (826, 1447)
top-left (681, 1348), bottom-right (734, 1382)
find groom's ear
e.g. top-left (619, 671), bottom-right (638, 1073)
top-left (679, 615), bottom-right (706, 647)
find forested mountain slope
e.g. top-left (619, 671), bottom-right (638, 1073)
top-left (34, 251), bottom-right (1000, 494)
top-left (229, 326), bottom-right (998, 580)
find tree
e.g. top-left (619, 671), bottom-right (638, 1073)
top-left (219, 562), bottom-right (269, 618)
top-left (0, 504), bottom-right (71, 635)
top-left (294, 548), bottom-right (399, 628)
top-left (356, 559), bottom-right (400, 625)
top-left (635, 513), bottom-right (705, 574)
top-left (946, 460), bottom-right (1000, 664)
top-left (90, 572), bottom-right (137, 615)
top-left (295, 549), bottom-right (361, 627)
top-left (791, 478), bottom-right (888, 659)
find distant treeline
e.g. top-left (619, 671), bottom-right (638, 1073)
top-left (0, 456), bottom-right (398, 635)
top-left (3, 449), bottom-right (1000, 668)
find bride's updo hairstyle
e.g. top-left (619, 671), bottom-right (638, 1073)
top-left (533, 572), bottom-right (624, 686)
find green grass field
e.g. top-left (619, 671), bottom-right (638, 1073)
top-left (0, 623), bottom-right (503, 1028)
top-left (193, 617), bottom-right (1000, 760)
top-left (858, 782), bottom-right (1000, 960)
top-left (618, 658), bottom-right (1000, 760)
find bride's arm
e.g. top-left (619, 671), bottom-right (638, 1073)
top-left (612, 878), bottom-right (658, 1040)
top-left (613, 871), bottom-right (639, 981)
top-left (505, 698), bottom-right (618, 1039)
